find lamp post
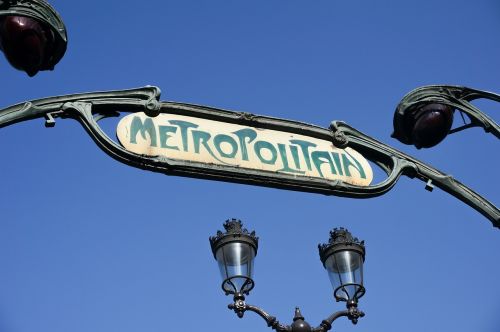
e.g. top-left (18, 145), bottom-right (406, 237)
top-left (209, 219), bottom-right (366, 332)
top-left (0, 0), bottom-right (67, 76)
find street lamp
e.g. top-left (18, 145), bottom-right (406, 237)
top-left (0, 0), bottom-right (67, 76)
top-left (392, 85), bottom-right (499, 149)
top-left (318, 227), bottom-right (365, 306)
top-left (210, 218), bottom-right (258, 298)
top-left (209, 219), bottom-right (365, 332)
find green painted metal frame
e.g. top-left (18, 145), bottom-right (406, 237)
top-left (393, 85), bottom-right (500, 144)
top-left (0, 86), bottom-right (498, 228)
top-left (0, 0), bottom-right (67, 70)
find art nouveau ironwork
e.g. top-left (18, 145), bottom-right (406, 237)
top-left (0, 86), bottom-right (498, 228)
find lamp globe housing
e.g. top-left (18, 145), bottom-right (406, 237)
top-left (392, 102), bottom-right (454, 149)
top-left (318, 228), bottom-right (365, 303)
top-left (0, 0), bottom-right (68, 76)
top-left (210, 219), bottom-right (258, 296)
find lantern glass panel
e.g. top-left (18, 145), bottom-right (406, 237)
top-left (216, 242), bottom-right (255, 292)
top-left (325, 250), bottom-right (363, 301)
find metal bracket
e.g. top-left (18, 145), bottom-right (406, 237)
top-left (44, 110), bottom-right (64, 127)
top-left (425, 179), bottom-right (434, 192)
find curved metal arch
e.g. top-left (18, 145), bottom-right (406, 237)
top-left (0, 86), bottom-right (498, 228)
top-left (393, 85), bottom-right (500, 144)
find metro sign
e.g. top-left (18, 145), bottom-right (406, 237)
top-left (117, 113), bottom-right (373, 187)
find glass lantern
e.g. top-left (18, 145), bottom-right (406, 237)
top-left (319, 228), bottom-right (365, 302)
top-left (210, 219), bottom-right (258, 295)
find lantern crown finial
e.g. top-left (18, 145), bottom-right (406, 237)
top-left (209, 219), bottom-right (258, 258)
top-left (318, 228), bottom-right (365, 267)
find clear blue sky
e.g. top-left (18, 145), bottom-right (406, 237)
top-left (0, 1), bottom-right (499, 332)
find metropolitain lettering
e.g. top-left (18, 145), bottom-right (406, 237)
top-left (126, 115), bottom-right (369, 183)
